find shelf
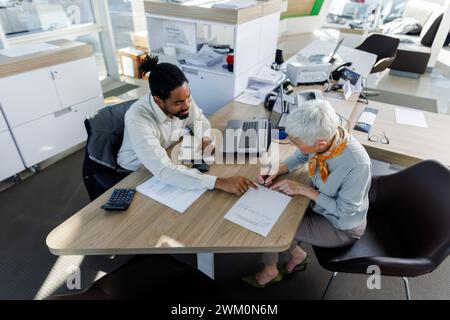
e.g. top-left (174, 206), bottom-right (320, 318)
top-left (144, 0), bottom-right (282, 25)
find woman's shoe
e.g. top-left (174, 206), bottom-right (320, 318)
top-left (241, 271), bottom-right (283, 288)
top-left (280, 255), bottom-right (311, 275)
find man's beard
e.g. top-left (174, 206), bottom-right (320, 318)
top-left (176, 111), bottom-right (190, 120)
top-left (164, 105), bottom-right (190, 120)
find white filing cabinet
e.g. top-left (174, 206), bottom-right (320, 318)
top-left (0, 56), bottom-right (103, 169)
top-left (145, 0), bottom-right (282, 116)
top-left (12, 96), bottom-right (103, 166)
top-left (0, 111), bottom-right (25, 182)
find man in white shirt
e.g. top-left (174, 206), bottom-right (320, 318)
top-left (117, 55), bottom-right (256, 196)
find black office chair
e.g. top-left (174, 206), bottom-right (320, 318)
top-left (314, 160), bottom-right (450, 300)
top-left (83, 100), bottom-right (137, 201)
top-left (355, 33), bottom-right (400, 74)
top-left (48, 255), bottom-right (229, 300)
top-left (355, 34), bottom-right (400, 99)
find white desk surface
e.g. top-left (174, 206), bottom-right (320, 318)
top-left (283, 39), bottom-right (377, 78)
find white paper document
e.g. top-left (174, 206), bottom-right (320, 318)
top-left (0, 43), bottom-right (59, 58)
top-left (234, 66), bottom-right (284, 106)
top-left (235, 92), bottom-right (265, 106)
top-left (395, 108), bottom-right (428, 128)
top-left (137, 177), bottom-right (206, 214)
top-left (224, 187), bottom-right (291, 237)
top-left (185, 45), bottom-right (224, 67)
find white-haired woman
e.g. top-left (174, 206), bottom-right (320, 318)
top-left (243, 99), bottom-right (372, 288)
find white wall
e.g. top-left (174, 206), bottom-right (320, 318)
top-left (279, 0), bottom-right (331, 36)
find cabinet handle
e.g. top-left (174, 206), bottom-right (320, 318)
top-left (182, 67), bottom-right (199, 75)
top-left (50, 71), bottom-right (55, 80)
top-left (54, 107), bottom-right (72, 118)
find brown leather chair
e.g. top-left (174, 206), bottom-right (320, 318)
top-left (48, 255), bottom-right (229, 300)
top-left (314, 160), bottom-right (450, 300)
top-left (355, 34), bottom-right (400, 74)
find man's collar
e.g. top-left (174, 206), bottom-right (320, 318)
top-left (149, 94), bottom-right (169, 123)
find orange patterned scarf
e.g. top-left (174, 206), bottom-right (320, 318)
top-left (308, 127), bottom-right (349, 183)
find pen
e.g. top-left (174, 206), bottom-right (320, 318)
top-left (263, 163), bottom-right (272, 185)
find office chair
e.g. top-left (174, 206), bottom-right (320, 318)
top-left (48, 255), bottom-right (229, 300)
top-left (314, 160), bottom-right (450, 300)
top-left (82, 100), bottom-right (137, 201)
top-left (355, 34), bottom-right (400, 98)
top-left (356, 33), bottom-right (400, 73)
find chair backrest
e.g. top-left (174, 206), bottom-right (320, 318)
top-left (370, 160), bottom-right (450, 265)
top-left (420, 11), bottom-right (444, 46)
top-left (355, 34), bottom-right (400, 65)
top-left (85, 99), bottom-right (137, 170)
top-left (403, 0), bottom-right (440, 27)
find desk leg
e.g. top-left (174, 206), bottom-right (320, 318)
top-left (197, 253), bottom-right (215, 280)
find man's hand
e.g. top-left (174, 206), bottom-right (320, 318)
top-left (215, 177), bottom-right (258, 196)
top-left (201, 138), bottom-right (215, 156)
top-left (271, 179), bottom-right (319, 200)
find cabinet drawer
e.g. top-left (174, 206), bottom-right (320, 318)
top-left (51, 57), bottom-right (103, 108)
top-left (0, 67), bottom-right (61, 127)
top-left (0, 131), bottom-right (25, 182)
top-left (12, 96), bottom-right (103, 167)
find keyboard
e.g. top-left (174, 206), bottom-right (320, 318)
top-left (242, 121), bottom-right (258, 131)
top-left (237, 121), bottom-right (258, 149)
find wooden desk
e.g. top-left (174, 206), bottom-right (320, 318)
top-left (46, 87), bottom-right (450, 279)
top-left (348, 100), bottom-right (450, 168)
top-left (47, 99), bottom-right (317, 279)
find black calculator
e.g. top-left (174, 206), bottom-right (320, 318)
top-left (101, 189), bottom-right (136, 211)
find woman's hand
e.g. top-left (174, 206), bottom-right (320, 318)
top-left (271, 179), bottom-right (319, 200)
top-left (257, 163), bottom-right (289, 187)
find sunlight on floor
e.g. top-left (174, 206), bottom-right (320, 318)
top-left (34, 256), bottom-right (84, 300)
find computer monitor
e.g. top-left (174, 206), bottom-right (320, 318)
top-left (269, 89), bottom-right (284, 129)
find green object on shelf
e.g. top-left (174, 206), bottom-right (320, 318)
top-left (310, 0), bottom-right (324, 16)
top-left (281, 0), bottom-right (325, 20)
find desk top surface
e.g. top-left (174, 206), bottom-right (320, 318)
top-left (144, 0), bottom-right (282, 25)
top-left (0, 40), bottom-right (93, 78)
top-left (282, 39), bottom-right (377, 79)
top-left (46, 97), bottom-right (325, 256)
top-left (46, 82), bottom-right (450, 256)
top-left (349, 99), bottom-right (450, 168)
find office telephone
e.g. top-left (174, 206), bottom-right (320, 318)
top-left (264, 80), bottom-right (294, 111)
top-left (331, 62), bottom-right (353, 81)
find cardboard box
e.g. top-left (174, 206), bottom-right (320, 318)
top-left (118, 47), bottom-right (148, 79)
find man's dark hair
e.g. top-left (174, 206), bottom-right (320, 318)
top-left (139, 54), bottom-right (188, 100)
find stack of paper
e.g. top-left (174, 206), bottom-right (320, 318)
top-left (212, 0), bottom-right (257, 10)
top-left (394, 108), bottom-right (428, 128)
top-left (185, 45), bottom-right (224, 67)
top-left (235, 66), bottom-right (285, 106)
top-left (137, 177), bottom-right (206, 213)
top-left (224, 187), bottom-right (291, 237)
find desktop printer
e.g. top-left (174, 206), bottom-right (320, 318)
top-left (286, 62), bottom-right (332, 85)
